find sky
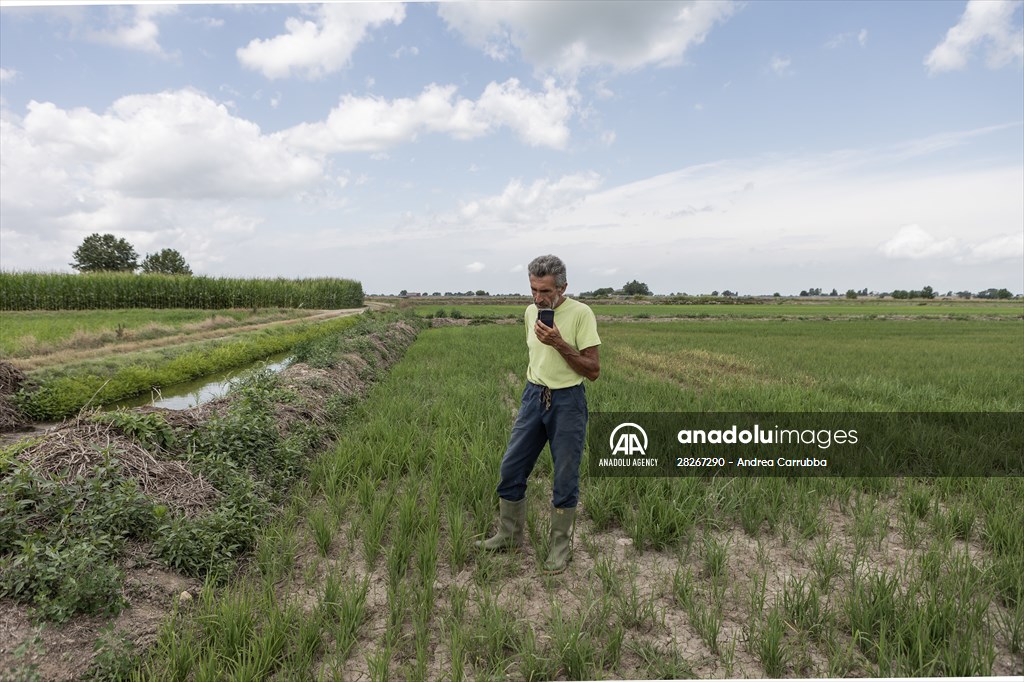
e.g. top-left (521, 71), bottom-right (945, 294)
top-left (0, 0), bottom-right (1022, 296)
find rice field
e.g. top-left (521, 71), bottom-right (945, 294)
top-left (410, 299), bottom-right (1024, 319)
top-left (136, 316), bottom-right (1024, 680)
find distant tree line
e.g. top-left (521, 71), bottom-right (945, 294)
top-left (795, 285), bottom-right (1014, 300)
top-left (70, 233), bottom-right (192, 276)
top-left (397, 279), bottom-right (1017, 300)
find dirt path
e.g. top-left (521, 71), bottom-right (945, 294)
top-left (13, 308), bottom-right (367, 371)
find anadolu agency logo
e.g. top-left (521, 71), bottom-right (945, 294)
top-left (609, 422), bottom-right (648, 456)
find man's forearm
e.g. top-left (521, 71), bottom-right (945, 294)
top-left (555, 341), bottom-right (600, 381)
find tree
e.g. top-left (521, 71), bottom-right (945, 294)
top-left (845, 289), bottom-right (858, 299)
top-left (977, 288), bottom-right (1013, 299)
top-left (622, 280), bottom-right (651, 295)
top-left (141, 248), bottom-right (192, 275)
top-left (70, 233), bottom-right (138, 272)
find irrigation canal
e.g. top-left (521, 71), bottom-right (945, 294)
top-left (105, 351), bottom-right (294, 411)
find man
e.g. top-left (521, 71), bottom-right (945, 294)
top-left (476, 254), bottom-right (601, 574)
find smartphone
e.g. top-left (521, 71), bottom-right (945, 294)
top-left (538, 308), bottom-right (554, 328)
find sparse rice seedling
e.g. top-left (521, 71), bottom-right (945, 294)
top-left (319, 573), bottom-right (368, 662)
top-left (615, 572), bottom-right (660, 631)
top-left (469, 590), bottom-right (525, 675)
top-left (629, 639), bottom-right (695, 679)
top-left (811, 538), bottom-right (843, 592)
top-left (751, 603), bottom-right (789, 677)
top-left (702, 531), bottom-right (729, 581)
top-left (308, 505), bottom-right (336, 557)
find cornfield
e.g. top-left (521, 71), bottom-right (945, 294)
top-left (0, 272), bottom-right (363, 311)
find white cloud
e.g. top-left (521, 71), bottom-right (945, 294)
top-left (770, 54), bottom-right (793, 76)
top-left (825, 28), bottom-right (868, 49)
top-left (280, 79), bottom-right (576, 152)
top-left (438, 1), bottom-right (736, 78)
top-left (88, 5), bottom-right (179, 58)
top-left (880, 224), bottom-right (1023, 264)
top-left (392, 45), bottom-right (419, 59)
top-left (594, 80), bottom-right (615, 99)
top-left (925, 0), bottom-right (1024, 74)
top-left (466, 262), bottom-right (486, 273)
top-left (962, 232), bottom-right (1024, 263)
top-left (879, 224), bottom-right (960, 259)
top-left (0, 68), bottom-right (17, 83)
top-left (196, 16), bottom-right (225, 29)
top-left (1, 89), bottom-right (324, 248)
top-left (458, 172), bottom-right (602, 224)
top-left (237, 3), bottom-right (405, 79)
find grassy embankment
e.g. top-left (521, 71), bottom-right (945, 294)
top-left (133, 315), bottom-right (1023, 680)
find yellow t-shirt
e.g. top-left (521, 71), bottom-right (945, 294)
top-left (525, 297), bottom-right (601, 389)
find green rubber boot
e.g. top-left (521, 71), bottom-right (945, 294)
top-left (475, 498), bottom-right (526, 551)
top-left (543, 506), bottom-right (576, 574)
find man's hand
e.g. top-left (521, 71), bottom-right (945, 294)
top-left (534, 320), bottom-right (562, 347)
top-left (535, 322), bottom-right (600, 381)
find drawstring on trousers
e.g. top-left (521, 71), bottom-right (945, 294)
top-left (540, 386), bottom-right (552, 411)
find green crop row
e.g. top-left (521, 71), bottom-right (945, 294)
top-left (0, 271), bottom-right (363, 311)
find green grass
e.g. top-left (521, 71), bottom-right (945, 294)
top-left (0, 308), bottom-right (313, 358)
top-left (130, 316), bottom-right (1023, 678)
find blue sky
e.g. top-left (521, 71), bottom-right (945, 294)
top-left (1, 1), bottom-right (1021, 296)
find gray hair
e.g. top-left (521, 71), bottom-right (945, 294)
top-left (528, 255), bottom-right (567, 287)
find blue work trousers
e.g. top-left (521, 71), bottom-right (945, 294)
top-left (496, 382), bottom-right (588, 509)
